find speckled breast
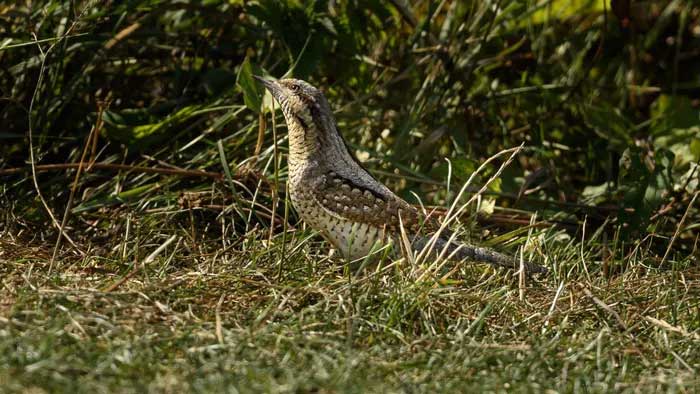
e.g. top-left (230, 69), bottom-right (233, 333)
top-left (289, 175), bottom-right (385, 261)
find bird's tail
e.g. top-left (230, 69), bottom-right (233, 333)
top-left (411, 235), bottom-right (548, 275)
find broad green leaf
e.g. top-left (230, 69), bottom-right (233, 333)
top-left (583, 105), bottom-right (634, 151)
top-left (618, 147), bottom-right (675, 233)
top-left (650, 95), bottom-right (700, 135)
top-left (654, 127), bottom-right (700, 167)
top-left (582, 182), bottom-right (614, 205)
top-left (236, 56), bottom-right (264, 113)
top-left (528, 0), bottom-right (606, 24)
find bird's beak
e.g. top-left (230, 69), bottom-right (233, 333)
top-left (253, 75), bottom-right (285, 102)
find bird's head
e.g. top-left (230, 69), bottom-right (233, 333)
top-left (254, 76), bottom-right (334, 140)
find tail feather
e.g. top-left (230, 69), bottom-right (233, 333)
top-left (412, 235), bottom-right (548, 275)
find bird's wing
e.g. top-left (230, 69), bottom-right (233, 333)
top-left (310, 170), bottom-right (436, 233)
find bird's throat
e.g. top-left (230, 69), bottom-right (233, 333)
top-left (287, 122), bottom-right (357, 182)
top-left (287, 122), bottom-right (320, 164)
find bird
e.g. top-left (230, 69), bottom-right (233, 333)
top-left (254, 76), bottom-right (547, 275)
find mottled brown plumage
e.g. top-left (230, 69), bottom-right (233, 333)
top-left (316, 170), bottom-right (427, 232)
top-left (255, 76), bottom-right (546, 274)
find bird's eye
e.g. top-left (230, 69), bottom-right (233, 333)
top-left (290, 84), bottom-right (300, 93)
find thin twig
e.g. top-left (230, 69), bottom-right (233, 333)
top-left (103, 235), bottom-right (179, 292)
top-left (49, 116), bottom-right (99, 272)
top-left (1, 163), bottom-right (223, 179)
top-left (582, 287), bottom-right (627, 331)
top-left (215, 294), bottom-right (225, 344)
top-left (661, 191), bottom-right (699, 266)
top-left (269, 97), bottom-right (280, 258)
top-left (26, 3), bottom-right (96, 256)
top-left (104, 21), bottom-right (142, 50)
top-left (388, 0), bottom-right (418, 27)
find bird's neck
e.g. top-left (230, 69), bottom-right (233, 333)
top-left (287, 123), bottom-right (318, 164)
top-left (287, 120), bottom-right (356, 175)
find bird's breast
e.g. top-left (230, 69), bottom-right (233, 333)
top-left (288, 182), bottom-right (385, 261)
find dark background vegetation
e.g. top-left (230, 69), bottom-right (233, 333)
top-left (1, 0), bottom-right (699, 392)
top-left (2, 0), bottom-right (699, 256)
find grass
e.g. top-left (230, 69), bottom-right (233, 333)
top-left (2, 0), bottom-right (700, 392)
top-left (2, 203), bottom-right (699, 392)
